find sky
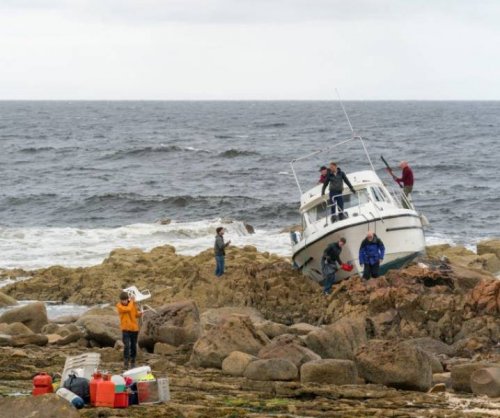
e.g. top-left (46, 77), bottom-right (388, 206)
top-left (0, 0), bottom-right (499, 100)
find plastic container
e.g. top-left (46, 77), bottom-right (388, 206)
top-left (137, 380), bottom-right (162, 404)
top-left (62, 353), bottom-right (101, 382)
top-left (90, 372), bottom-right (103, 406)
top-left (56, 388), bottom-right (85, 409)
top-left (32, 372), bottom-right (53, 396)
top-left (114, 392), bottom-right (129, 408)
top-left (128, 382), bottom-right (139, 406)
top-left (157, 377), bottom-right (170, 402)
top-left (111, 375), bottom-right (126, 392)
top-left (95, 375), bottom-right (115, 408)
top-left (123, 366), bottom-right (151, 382)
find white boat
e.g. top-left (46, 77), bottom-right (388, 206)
top-left (290, 135), bottom-right (428, 282)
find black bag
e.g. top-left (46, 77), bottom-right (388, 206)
top-left (63, 374), bottom-right (90, 404)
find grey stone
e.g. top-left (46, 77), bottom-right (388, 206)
top-left (301, 359), bottom-right (358, 385)
top-left (244, 358), bottom-right (298, 381)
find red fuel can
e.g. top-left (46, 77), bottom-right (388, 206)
top-left (32, 372), bottom-right (53, 396)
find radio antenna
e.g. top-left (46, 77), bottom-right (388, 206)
top-left (335, 88), bottom-right (355, 136)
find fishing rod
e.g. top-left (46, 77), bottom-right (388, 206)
top-left (380, 155), bottom-right (402, 188)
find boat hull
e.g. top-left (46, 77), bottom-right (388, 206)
top-left (292, 213), bottom-right (425, 282)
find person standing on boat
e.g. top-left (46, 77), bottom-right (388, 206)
top-left (318, 166), bottom-right (328, 183)
top-left (321, 237), bottom-right (346, 294)
top-left (321, 162), bottom-right (356, 221)
top-left (214, 227), bottom-right (231, 277)
top-left (359, 231), bottom-right (385, 280)
top-left (391, 161), bottom-right (414, 209)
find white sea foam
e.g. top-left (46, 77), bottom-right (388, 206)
top-left (0, 219), bottom-right (292, 270)
top-left (0, 219), bottom-right (481, 270)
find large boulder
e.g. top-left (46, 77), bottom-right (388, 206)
top-left (258, 334), bottom-right (320, 367)
top-left (289, 323), bottom-right (320, 336)
top-left (0, 302), bottom-right (48, 333)
top-left (301, 359), bottom-right (358, 385)
top-left (200, 307), bottom-right (264, 331)
top-left (0, 393), bottom-right (80, 418)
top-left (139, 300), bottom-right (201, 350)
top-left (0, 322), bottom-right (34, 336)
top-left (450, 362), bottom-right (495, 393)
top-left (11, 334), bottom-right (48, 347)
top-left (222, 351), bottom-right (258, 376)
top-left (76, 315), bottom-right (121, 347)
top-left (355, 340), bottom-right (433, 392)
top-left (256, 320), bottom-right (289, 338)
top-left (470, 367), bottom-right (500, 398)
top-left (401, 337), bottom-right (456, 357)
top-left (190, 314), bottom-right (268, 369)
top-left (0, 291), bottom-right (17, 307)
top-left (244, 358), bottom-right (298, 381)
top-left (477, 239), bottom-right (500, 260)
top-left (305, 317), bottom-right (369, 360)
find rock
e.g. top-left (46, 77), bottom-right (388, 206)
top-left (402, 337), bottom-right (456, 357)
top-left (433, 372), bottom-right (451, 386)
top-left (154, 342), bottom-right (177, 356)
top-left (47, 334), bottom-right (63, 344)
top-left (477, 239), bottom-right (500, 260)
top-left (355, 340), bottom-right (433, 392)
top-left (244, 223), bottom-right (255, 234)
top-left (222, 351), bottom-right (258, 376)
top-left (200, 307), bottom-right (264, 331)
top-left (258, 334), bottom-right (320, 367)
top-left (81, 306), bottom-right (116, 317)
top-left (0, 322), bottom-right (34, 336)
top-left (244, 358), bottom-right (298, 381)
top-left (190, 315), bottom-right (268, 369)
top-left (300, 359), bottom-right (358, 385)
top-left (139, 300), bottom-right (201, 350)
top-left (0, 393), bottom-right (80, 418)
top-left (305, 317), bottom-right (369, 360)
top-left (428, 383), bottom-right (447, 393)
top-left (41, 323), bottom-right (60, 335)
top-left (11, 333), bottom-right (48, 347)
top-left (428, 355), bottom-right (444, 373)
top-left (470, 367), bottom-right (500, 398)
top-left (114, 340), bottom-right (124, 350)
top-left (256, 320), bottom-right (289, 338)
top-left (0, 291), bottom-right (17, 307)
top-left (289, 323), bottom-right (320, 335)
top-left (0, 334), bottom-right (13, 346)
top-left (0, 301), bottom-right (48, 333)
top-left (450, 362), bottom-right (495, 393)
top-left (76, 315), bottom-right (121, 347)
top-left (55, 331), bottom-right (84, 346)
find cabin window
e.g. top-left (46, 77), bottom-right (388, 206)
top-left (371, 187), bottom-right (386, 203)
top-left (343, 189), bottom-right (369, 209)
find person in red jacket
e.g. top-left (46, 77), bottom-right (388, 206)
top-left (392, 161), bottom-right (414, 209)
top-left (116, 291), bottom-right (142, 370)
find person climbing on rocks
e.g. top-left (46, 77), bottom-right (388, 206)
top-left (116, 291), bottom-right (142, 370)
top-left (321, 237), bottom-right (346, 295)
top-left (359, 231), bottom-right (385, 280)
top-left (214, 227), bottom-right (231, 277)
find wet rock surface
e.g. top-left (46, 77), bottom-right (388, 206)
top-left (1, 243), bottom-right (500, 416)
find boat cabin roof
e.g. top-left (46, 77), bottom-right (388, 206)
top-left (299, 170), bottom-right (384, 211)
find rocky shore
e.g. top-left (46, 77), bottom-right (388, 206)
top-left (1, 239), bottom-right (500, 417)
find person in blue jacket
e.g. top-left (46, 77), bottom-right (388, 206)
top-left (359, 231), bottom-right (385, 280)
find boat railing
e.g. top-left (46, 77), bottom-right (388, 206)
top-left (386, 184), bottom-right (415, 211)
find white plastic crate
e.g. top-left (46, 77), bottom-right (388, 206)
top-left (61, 353), bottom-right (100, 382)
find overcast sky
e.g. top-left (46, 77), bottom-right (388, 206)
top-left (1, 0), bottom-right (499, 100)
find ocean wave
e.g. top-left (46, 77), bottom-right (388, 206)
top-left (19, 146), bottom-right (55, 153)
top-left (218, 149), bottom-right (260, 158)
top-left (100, 145), bottom-right (207, 160)
top-left (214, 134), bottom-right (234, 139)
top-left (255, 122), bottom-right (287, 128)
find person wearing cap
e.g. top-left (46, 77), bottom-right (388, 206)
top-left (318, 166), bottom-right (328, 184)
top-left (391, 161), bottom-right (414, 209)
top-left (321, 237), bottom-right (346, 295)
top-left (321, 162), bottom-right (356, 221)
top-left (359, 231), bottom-right (385, 280)
top-left (214, 227), bottom-right (231, 277)
top-left (116, 291), bottom-right (142, 370)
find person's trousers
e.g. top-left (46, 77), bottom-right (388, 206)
top-left (215, 255), bottom-right (225, 277)
top-left (402, 186), bottom-right (413, 209)
top-left (363, 262), bottom-right (380, 280)
top-left (122, 330), bottom-right (138, 362)
top-left (321, 257), bottom-right (340, 294)
top-left (329, 190), bottom-right (345, 219)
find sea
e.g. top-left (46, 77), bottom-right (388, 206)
top-left (0, 101), bottom-right (499, 270)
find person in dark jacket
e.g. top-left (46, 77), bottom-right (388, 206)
top-left (321, 237), bottom-right (346, 294)
top-left (359, 231), bottom-right (385, 280)
top-left (214, 227), bottom-right (231, 277)
top-left (321, 162), bottom-right (356, 221)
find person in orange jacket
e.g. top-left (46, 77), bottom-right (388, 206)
top-left (116, 291), bottom-right (142, 370)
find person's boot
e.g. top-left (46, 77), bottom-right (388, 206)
top-left (130, 359), bottom-right (136, 369)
